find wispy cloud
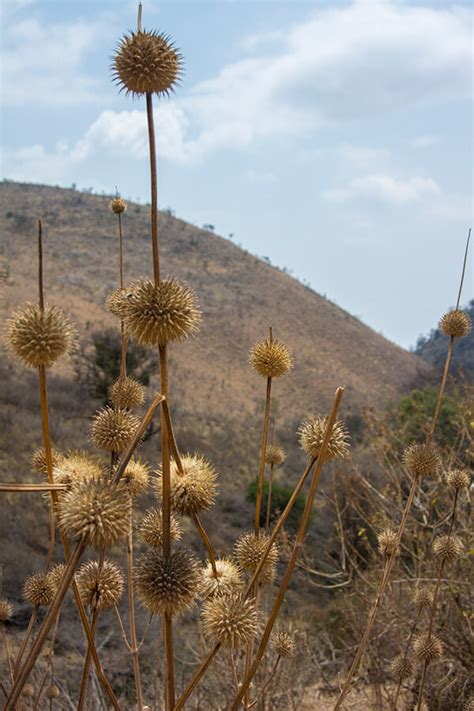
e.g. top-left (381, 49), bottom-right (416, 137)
top-left (322, 174), bottom-right (441, 204)
top-left (411, 134), bottom-right (442, 149)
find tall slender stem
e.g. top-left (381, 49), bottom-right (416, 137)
top-left (192, 513), bottom-right (218, 577)
top-left (13, 609), bottom-right (38, 679)
top-left (146, 93), bottom-right (160, 285)
top-left (265, 464), bottom-right (274, 531)
top-left (254, 351), bottom-right (273, 534)
top-left (1, 624), bottom-right (14, 683)
top-left (127, 497), bottom-right (144, 710)
top-left (77, 607), bottom-right (99, 710)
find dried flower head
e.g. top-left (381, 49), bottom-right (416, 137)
top-left (91, 406), bottom-right (140, 453)
top-left (47, 563), bottom-right (67, 593)
top-left (59, 477), bottom-right (130, 549)
top-left (52, 452), bottom-right (102, 486)
top-left (414, 634), bottom-right (444, 664)
top-left (106, 286), bottom-right (129, 318)
top-left (76, 559), bottom-right (125, 611)
top-left (110, 197), bottom-right (127, 214)
top-left (234, 531), bottom-right (279, 585)
top-left (403, 442), bottom-right (442, 478)
top-left (265, 444), bottom-right (286, 467)
top-left (433, 535), bottom-right (462, 563)
top-left (155, 454), bottom-right (217, 516)
top-left (249, 337), bottom-right (292, 378)
top-left (113, 30), bottom-right (182, 97)
top-left (31, 447), bottom-right (62, 477)
top-left (446, 468), bottom-right (471, 491)
top-left (138, 507), bottom-right (182, 547)
top-left (0, 598), bottom-right (13, 621)
top-left (46, 686), bottom-right (61, 700)
top-left (413, 588), bottom-right (433, 609)
top-left (298, 416), bottom-right (350, 461)
top-left (390, 654), bottom-right (415, 679)
top-left (109, 376), bottom-right (146, 410)
top-left (135, 547), bottom-right (200, 616)
top-left (377, 529), bottom-right (400, 558)
top-left (201, 592), bottom-right (258, 649)
top-left (5, 304), bottom-right (76, 369)
top-left (199, 559), bottom-right (243, 599)
top-left (120, 458), bottom-right (150, 497)
top-left (123, 277), bottom-right (200, 346)
top-left (23, 572), bottom-right (54, 607)
top-left (439, 310), bottom-right (471, 338)
top-left (272, 631), bottom-right (295, 658)
top-left (22, 684), bottom-right (35, 698)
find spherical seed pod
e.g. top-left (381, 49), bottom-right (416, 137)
top-left (413, 588), bottom-right (433, 610)
top-left (446, 468), bottom-right (471, 491)
top-left (121, 458), bottom-right (150, 497)
top-left (390, 654), bottom-right (415, 679)
top-left (109, 376), bottom-right (146, 410)
top-left (76, 559), bottom-right (125, 611)
top-left (265, 444), bottom-right (286, 468)
top-left (22, 684), bottom-right (35, 698)
top-left (4, 304), bottom-right (76, 369)
top-left (0, 598), bottom-right (13, 621)
top-left (31, 447), bottom-right (62, 477)
top-left (46, 685), bottom-right (61, 700)
top-left (377, 529), bottom-right (400, 558)
top-left (272, 631), bottom-right (295, 658)
top-left (123, 277), bottom-right (201, 346)
top-left (298, 416), bottom-right (350, 461)
top-left (106, 286), bottom-right (129, 319)
top-left (439, 310), bottom-right (471, 338)
top-left (249, 338), bottom-right (292, 378)
top-left (156, 454), bottom-right (217, 516)
top-left (138, 507), bottom-right (182, 547)
top-left (91, 406), bottom-right (140, 453)
top-left (234, 531), bottom-right (279, 585)
top-left (52, 452), bottom-right (102, 486)
top-left (414, 634), bottom-right (444, 664)
top-left (23, 572), bottom-right (54, 607)
top-left (201, 592), bottom-right (258, 649)
top-left (403, 442), bottom-right (441, 478)
top-left (199, 559), bottom-right (243, 599)
top-left (135, 547), bottom-right (200, 616)
top-left (59, 477), bottom-right (130, 549)
top-left (113, 30), bottom-right (182, 97)
top-left (110, 197), bottom-right (127, 214)
top-left (433, 535), bottom-right (462, 563)
top-left (47, 563), bottom-right (67, 593)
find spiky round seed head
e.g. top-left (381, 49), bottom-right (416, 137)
top-left (91, 406), bottom-right (140, 453)
top-left (156, 454), bottom-right (217, 516)
top-left (22, 684), bottom-right (35, 698)
top-left (265, 444), bottom-right (286, 467)
top-left (52, 452), bottom-right (102, 486)
top-left (439, 310), bottom-right (471, 338)
top-left (46, 686), bottom-right (61, 700)
top-left (446, 468), bottom-right (471, 491)
top-left (47, 563), bottom-right (67, 593)
top-left (123, 277), bottom-right (200, 346)
top-left (5, 304), bottom-right (76, 369)
top-left (110, 197), bottom-right (127, 214)
top-left (433, 535), bottom-right (462, 563)
top-left (199, 559), bottom-right (243, 599)
top-left (59, 477), bottom-right (130, 548)
top-left (390, 654), bottom-right (415, 679)
top-left (201, 593), bottom-right (258, 649)
top-left (23, 572), bottom-right (54, 607)
top-left (76, 559), bottom-right (125, 611)
top-left (298, 416), bottom-right (350, 461)
top-left (413, 588), bottom-right (433, 609)
top-left (106, 287), bottom-right (129, 318)
top-left (135, 547), bottom-right (200, 616)
top-left (414, 634), bottom-right (444, 664)
top-left (138, 508), bottom-right (182, 547)
top-left (31, 447), bottom-right (62, 476)
top-left (121, 458), bottom-right (150, 497)
top-left (249, 338), bottom-right (292, 378)
top-left (109, 376), bottom-right (146, 410)
top-left (377, 529), bottom-right (400, 557)
top-left (403, 442), bottom-right (442, 478)
top-left (272, 631), bottom-right (295, 658)
top-left (234, 531), bottom-right (279, 585)
top-left (0, 598), bottom-right (13, 621)
top-left (113, 30), bottom-right (182, 97)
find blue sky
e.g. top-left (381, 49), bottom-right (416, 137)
top-left (1, 0), bottom-right (472, 349)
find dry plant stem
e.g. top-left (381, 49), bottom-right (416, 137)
top-left (127, 498), bottom-right (144, 711)
top-left (1, 624), bottom-right (14, 682)
top-left (231, 386), bottom-right (345, 710)
top-left (455, 227), bottom-right (471, 309)
top-left (0, 484), bottom-right (67, 492)
top-left (77, 608), bottom-right (99, 710)
top-left (392, 604), bottom-right (423, 709)
top-left (265, 463), bottom-right (274, 531)
top-left (254, 375), bottom-right (272, 534)
top-left (173, 643), bottom-right (221, 711)
top-left (32, 614), bottom-right (61, 710)
top-left (192, 514), bottom-right (218, 577)
top-left (13, 607), bottom-right (37, 679)
top-left (428, 336), bottom-right (454, 440)
top-left (146, 92), bottom-right (160, 284)
top-left (248, 655), bottom-right (281, 709)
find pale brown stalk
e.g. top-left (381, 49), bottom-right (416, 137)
top-left (192, 513), bottom-right (218, 577)
top-left (392, 603), bottom-right (423, 709)
top-left (265, 463), bottom-right (275, 531)
top-left (32, 613), bottom-right (61, 710)
top-left (254, 327), bottom-right (273, 534)
top-left (248, 655), bottom-right (281, 709)
top-left (78, 546), bottom-right (105, 710)
top-left (0, 484), bottom-right (66, 493)
top-left (13, 608), bottom-right (38, 679)
top-left (146, 92), bottom-right (160, 285)
top-left (1, 624), bottom-right (14, 683)
top-left (127, 496), bottom-right (144, 711)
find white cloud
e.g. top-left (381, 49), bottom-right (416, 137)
top-left (246, 169), bottom-right (276, 184)
top-left (322, 174), bottom-right (441, 204)
top-left (411, 134), bottom-right (442, 149)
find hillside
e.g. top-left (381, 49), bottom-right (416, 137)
top-left (416, 300), bottom-right (473, 380)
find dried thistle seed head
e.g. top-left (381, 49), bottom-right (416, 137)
top-left (31, 447), bottom-right (62, 476)
top-left (234, 531), bottom-right (279, 585)
top-left (59, 477), bottom-right (130, 549)
top-left (76, 559), bottom-right (125, 611)
top-left (46, 686), bottom-right (61, 700)
top-left (106, 286), bottom-right (129, 318)
top-left (390, 654), bottom-right (415, 679)
top-left (109, 376), bottom-right (146, 410)
top-left (413, 588), bottom-right (433, 609)
top-left (5, 304), bottom-right (76, 369)
top-left (439, 310), bottom-right (471, 338)
top-left (113, 30), bottom-right (182, 97)
top-left (22, 684), bottom-right (35, 698)
top-left (47, 563), bottom-right (67, 593)
top-left (23, 572), bottom-right (54, 607)
top-left (0, 598), bottom-right (13, 621)
top-left (249, 337), bottom-right (292, 378)
top-left (52, 452), bottom-right (102, 486)
top-left (377, 529), bottom-right (400, 557)
top-left (135, 547), bottom-right (200, 616)
top-left (91, 406), bottom-right (140, 453)
top-left (414, 634), bottom-right (444, 664)
top-left (122, 458), bottom-right (150, 497)
top-left (199, 559), bottom-right (243, 599)
top-left (138, 507), bottom-right (182, 547)
top-left (110, 197), bottom-right (127, 214)
top-left (433, 535), bottom-right (462, 563)
top-left (272, 631), bottom-right (296, 658)
top-left (298, 416), bottom-right (350, 461)
top-left (123, 277), bottom-right (200, 346)
top-left (446, 468), bottom-right (471, 491)
top-left (156, 454), bottom-right (217, 516)
top-left (265, 444), bottom-right (286, 467)
top-left (403, 442), bottom-right (441, 478)
top-left (201, 592), bottom-right (258, 649)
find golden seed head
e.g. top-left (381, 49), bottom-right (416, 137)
top-left (0, 598), bottom-right (13, 621)
top-left (390, 654), bottom-right (415, 679)
top-left (199, 559), bottom-right (243, 599)
top-left (106, 286), bottom-right (130, 319)
top-left (234, 531), bottom-right (279, 585)
top-left (433, 535), bottom-right (462, 563)
top-left (446, 468), bottom-right (471, 491)
top-left (439, 310), bottom-right (471, 338)
top-left (377, 528), bottom-right (400, 557)
top-left (298, 415), bottom-right (350, 461)
top-left (272, 631), bottom-right (296, 658)
top-left (5, 304), bottom-right (76, 369)
top-left (138, 507), bottom-right (182, 547)
top-left (123, 277), bottom-right (200, 346)
top-left (22, 684), bottom-right (35, 698)
top-left (47, 563), bottom-right (67, 593)
top-left (52, 452), bottom-right (102, 486)
top-left (46, 686), bottom-right (61, 700)
top-left (265, 444), bottom-right (286, 467)
top-left (135, 547), bottom-right (200, 616)
top-left (413, 588), bottom-right (433, 609)
top-left (23, 572), bottom-right (54, 607)
top-left (91, 406), bottom-right (140, 453)
top-left (156, 454), bottom-right (217, 516)
top-left (249, 338), bottom-right (292, 378)
top-left (76, 559), bottom-right (125, 611)
top-left (109, 376), bottom-right (146, 410)
top-left (403, 442), bottom-right (442, 477)
top-left (113, 30), bottom-right (182, 97)
top-left (31, 447), bottom-right (62, 476)
top-left (201, 592), bottom-right (258, 649)
top-left (122, 458), bottom-right (150, 497)
top-left (110, 197), bottom-right (127, 214)
top-left (59, 477), bottom-right (130, 549)
top-left (414, 634), bottom-right (444, 663)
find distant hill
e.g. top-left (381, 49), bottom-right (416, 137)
top-left (415, 301), bottom-right (473, 380)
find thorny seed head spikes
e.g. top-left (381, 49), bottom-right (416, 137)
top-left (403, 442), bottom-right (442, 478)
top-left (76, 559), bottom-right (125, 611)
top-left (298, 415), bottom-right (350, 461)
top-left (135, 547), bottom-right (201, 616)
top-left (156, 454), bottom-right (217, 516)
top-left (439, 309), bottom-right (471, 338)
top-left (5, 304), bottom-right (76, 369)
top-left (201, 592), bottom-right (258, 649)
top-left (138, 507), bottom-right (182, 547)
top-left (249, 337), bottom-right (292, 378)
top-left (113, 30), bottom-right (182, 97)
top-left (234, 531), bottom-right (279, 585)
top-left (23, 572), bottom-right (54, 607)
